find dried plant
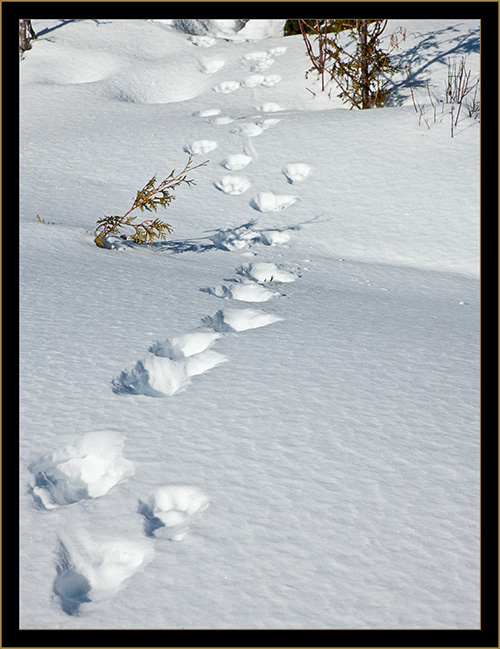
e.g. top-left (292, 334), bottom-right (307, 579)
top-left (444, 57), bottom-right (479, 137)
top-left (407, 56), bottom-right (479, 138)
top-left (94, 155), bottom-right (208, 248)
top-left (35, 214), bottom-right (55, 225)
top-left (298, 19), bottom-right (406, 109)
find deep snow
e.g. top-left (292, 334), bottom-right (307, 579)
top-left (19, 18), bottom-right (480, 630)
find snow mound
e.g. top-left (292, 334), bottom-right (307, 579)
top-left (202, 308), bottom-right (283, 332)
top-left (29, 431), bottom-right (134, 509)
top-left (96, 63), bottom-right (208, 104)
top-left (20, 44), bottom-right (122, 85)
top-left (138, 485), bottom-right (210, 540)
top-left (238, 262), bottom-right (296, 283)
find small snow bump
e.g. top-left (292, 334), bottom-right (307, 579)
top-left (214, 175), bottom-right (251, 195)
top-left (283, 162), bottom-right (313, 184)
top-left (202, 308), bottom-right (282, 332)
top-left (193, 108), bottom-right (221, 117)
top-left (184, 139), bottom-right (218, 155)
top-left (250, 191), bottom-right (298, 212)
top-left (213, 80), bottom-right (240, 94)
top-left (221, 154), bottom-right (252, 171)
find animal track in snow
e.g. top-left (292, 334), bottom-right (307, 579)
top-left (202, 308), bottom-right (282, 333)
top-left (250, 60), bottom-right (274, 72)
top-left (29, 431), bottom-right (134, 509)
top-left (241, 74), bottom-right (282, 88)
top-left (77, 535), bottom-right (153, 599)
top-left (208, 222), bottom-right (290, 251)
top-left (250, 191), bottom-right (298, 212)
top-left (241, 74), bottom-right (266, 88)
top-left (221, 154), bottom-right (252, 170)
top-left (283, 162), bottom-right (313, 184)
top-left (260, 117), bottom-right (281, 128)
top-left (214, 175), bottom-right (251, 195)
top-left (260, 74), bottom-right (282, 87)
top-left (242, 47), bottom-right (286, 72)
top-left (184, 139), bottom-right (218, 155)
top-left (193, 108), bottom-right (221, 117)
top-left (260, 230), bottom-right (291, 246)
top-left (114, 330), bottom-right (226, 397)
top-left (233, 119), bottom-right (280, 138)
top-left (213, 80), bottom-right (240, 94)
top-left (193, 109), bottom-right (233, 125)
top-left (201, 280), bottom-right (277, 302)
top-left (209, 115), bottom-right (234, 125)
top-left (210, 221), bottom-right (293, 251)
top-left (138, 485), bottom-right (209, 540)
top-left (189, 35), bottom-right (216, 47)
top-left (242, 51), bottom-right (274, 72)
top-left (209, 224), bottom-right (261, 250)
top-left (199, 58), bottom-right (225, 74)
top-left (257, 102), bottom-right (284, 113)
top-left (237, 261), bottom-right (296, 283)
top-left (233, 122), bottom-right (265, 138)
top-left (242, 50), bottom-right (272, 62)
top-left (53, 541), bottom-right (92, 616)
top-left (268, 46), bottom-right (287, 57)
top-left (54, 531), bottom-right (153, 614)
top-left (149, 330), bottom-right (221, 359)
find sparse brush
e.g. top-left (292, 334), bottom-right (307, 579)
top-left (407, 56), bottom-right (479, 138)
top-left (299, 19), bottom-right (406, 109)
top-left (94, 155), bottom-right (208, 248)
top-left (444, 57), bottom-right (479, 137)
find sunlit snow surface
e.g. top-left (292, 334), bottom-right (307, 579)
top-left (20, 18), bottom-right (479, 629)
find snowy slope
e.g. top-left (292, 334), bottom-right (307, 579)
top-left (20, 18), bottom-right (480, 630)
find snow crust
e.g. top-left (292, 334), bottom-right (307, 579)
top-left (20, 17), bottom-right (480, 630)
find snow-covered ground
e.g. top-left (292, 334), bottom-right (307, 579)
top-left (20, 18), bottom-right (480, 629)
